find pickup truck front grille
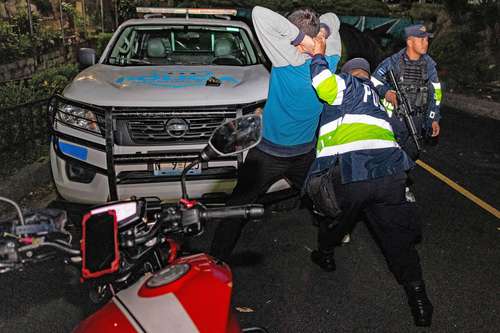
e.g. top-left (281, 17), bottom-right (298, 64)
top-left (113, 108), bottom-right (238, 145)
top-left (127, 116), bottom-right (225, 143)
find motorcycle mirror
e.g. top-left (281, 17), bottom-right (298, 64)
top-left (181, 115), bottom-right (262, 199)
top-left (201, 114), bottom-right (262, 161)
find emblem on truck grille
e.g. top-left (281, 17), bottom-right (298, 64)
top-left (165, 119), bottom-right (189, 138)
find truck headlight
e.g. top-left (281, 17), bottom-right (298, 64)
top-left (242, 100), bottom-right (266, 115)
top-left (56, 103), bottom-right (101, 134)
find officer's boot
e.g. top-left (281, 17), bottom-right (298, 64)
top-left (313, 219), bottom-right (337, 272)
top-left (404, 280), bottom-right (433, 327)
top-left (310, 249), bottom-right (336, 272)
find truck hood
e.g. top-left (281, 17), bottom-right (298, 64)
top-left (63, 64), bottom-right (269, 107)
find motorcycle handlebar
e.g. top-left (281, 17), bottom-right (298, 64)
top-left (18, 241), bottom-right (80, 256)
top-left (200, 205), bottom-right (265, 221)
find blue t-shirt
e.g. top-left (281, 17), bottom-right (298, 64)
top-left (258, 55), bottom-right (340, 157)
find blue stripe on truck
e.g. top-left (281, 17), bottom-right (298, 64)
top-left (59, 141), bottom-right (88, 161)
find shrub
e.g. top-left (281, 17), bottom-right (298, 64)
top-left (0, 21), bottom-right (22, 63)
top-left (0, 19), bottom-right (62, 65)
top-left (429, 27), bottom-right (480, 89)
top-left (94, 32), bottom-right (114, 55)
top-left (312, 0), bottom-right (390, 16)
top-left (0, 64), bottom-right (79, 109)
top-left (184, 0), bottom-right (389, 16)
top-left (409, 3), bottom-right (443, 22)
top-left (11, 11), bottom-right (41, 35)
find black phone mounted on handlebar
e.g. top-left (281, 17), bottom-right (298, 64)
top-left (81, 210), bottom-right (119, 279)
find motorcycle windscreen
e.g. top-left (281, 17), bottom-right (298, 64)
top-left (81, 210), bottom-right (119, 279)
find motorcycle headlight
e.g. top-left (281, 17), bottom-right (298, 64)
top-left (56, 103), bottom-right (101, 134)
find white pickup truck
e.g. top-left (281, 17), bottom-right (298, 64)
top-left (49, 8), bottom-right (278, 204)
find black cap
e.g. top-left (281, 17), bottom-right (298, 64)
top-left (404, 24), bottom-right (430, 39)
top-left (341, 58), bottom-right (371, 75)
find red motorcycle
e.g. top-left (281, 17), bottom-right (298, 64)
top-left (0, 115), bottom-right (267, 333)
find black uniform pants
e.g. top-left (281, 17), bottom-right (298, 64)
top-left (319, 169), bottom-right (424, 284)
top-left (210, 147), bottom-right (320, 261)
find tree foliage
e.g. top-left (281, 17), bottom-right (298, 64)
top-left (442, 0), bottom-right (469, 24)
top-left (174, 0), bottom-right (389, 16)
top-left (430, 0), bottom-right (499, 89)
top-left (0, 19), bottom-right (62, 64)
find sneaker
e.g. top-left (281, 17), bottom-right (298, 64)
top-left (405, 187), bottom-right (416, 203)
top-left (310, 250), bottom-right (336, 272)
top-left (341, 233), bottom-right (351, 244)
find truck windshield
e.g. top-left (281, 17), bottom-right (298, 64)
top-left (106, 24), bottom-right (259, 66)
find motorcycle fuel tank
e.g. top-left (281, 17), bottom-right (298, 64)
top-left (73, 253), bottom-right (241, 333)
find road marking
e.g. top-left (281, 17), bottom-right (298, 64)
top-left (416, 160), bottom-right (500, 220)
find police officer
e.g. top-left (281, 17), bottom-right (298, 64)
top-left (371, 24), bottom-right (442, 159)
top-left (305, 36), bottom-right (434, 326)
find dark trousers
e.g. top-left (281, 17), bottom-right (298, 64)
top-left (319, 169), bottom-right (424, 284)
top-left (210, 147), bottom-right (318, 261)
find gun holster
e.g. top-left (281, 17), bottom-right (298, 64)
top-left (305, 167), bottom-right (342, 219)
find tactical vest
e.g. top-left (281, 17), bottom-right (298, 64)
top-left (398, 56), bottom-right (428, 113)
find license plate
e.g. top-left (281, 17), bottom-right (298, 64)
top-left (153, 161), bottom-right (201, 176)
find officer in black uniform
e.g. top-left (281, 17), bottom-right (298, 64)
top-left (304, 31), bottom-right (434, 324)
top-left (371, 24), bottom-right (442, 160)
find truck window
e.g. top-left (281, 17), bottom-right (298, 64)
top-left (106, 25), bottom-right (259, 66)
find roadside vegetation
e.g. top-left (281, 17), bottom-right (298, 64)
top-left (0, 12), bottom-right (62, 64)
top-left (0, 63), bottom-right (79, 179)
top-left (0, 64), bottom-right (78, 109)
top-left (171, 0), bottom-right (390, 16)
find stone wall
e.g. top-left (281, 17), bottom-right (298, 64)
top-left (0, 46), bottom-right (76, 82)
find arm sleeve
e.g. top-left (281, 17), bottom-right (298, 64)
top-left (252, 6), bottom-right (305, 67)
top-left (319, 13), bottom-right (342, 57)
top-left (427, 64), bottom-right (442, 122)
top-left (310, 55), bottom-right (347, 106)
top-left (371, 57), bottom-right (394, 98)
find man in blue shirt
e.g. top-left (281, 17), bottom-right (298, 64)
top-left (210, 6), bottom-right (341, 262)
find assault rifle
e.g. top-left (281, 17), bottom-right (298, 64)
top-left (388, 69), bottom-right (422, 152)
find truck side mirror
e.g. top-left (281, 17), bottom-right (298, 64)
top-left (78, 48), bottom-right (97, 69)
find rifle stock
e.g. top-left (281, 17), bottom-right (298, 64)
top-left (388, 69), bottom-right (422, 152)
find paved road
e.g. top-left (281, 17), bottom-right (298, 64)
top-left (0, 107), bottom-right (498, 332)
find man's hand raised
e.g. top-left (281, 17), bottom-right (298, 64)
top-left (312, 36), bottom-right (326, 56)
top-left (317, 26), bottom-right (329, 39)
